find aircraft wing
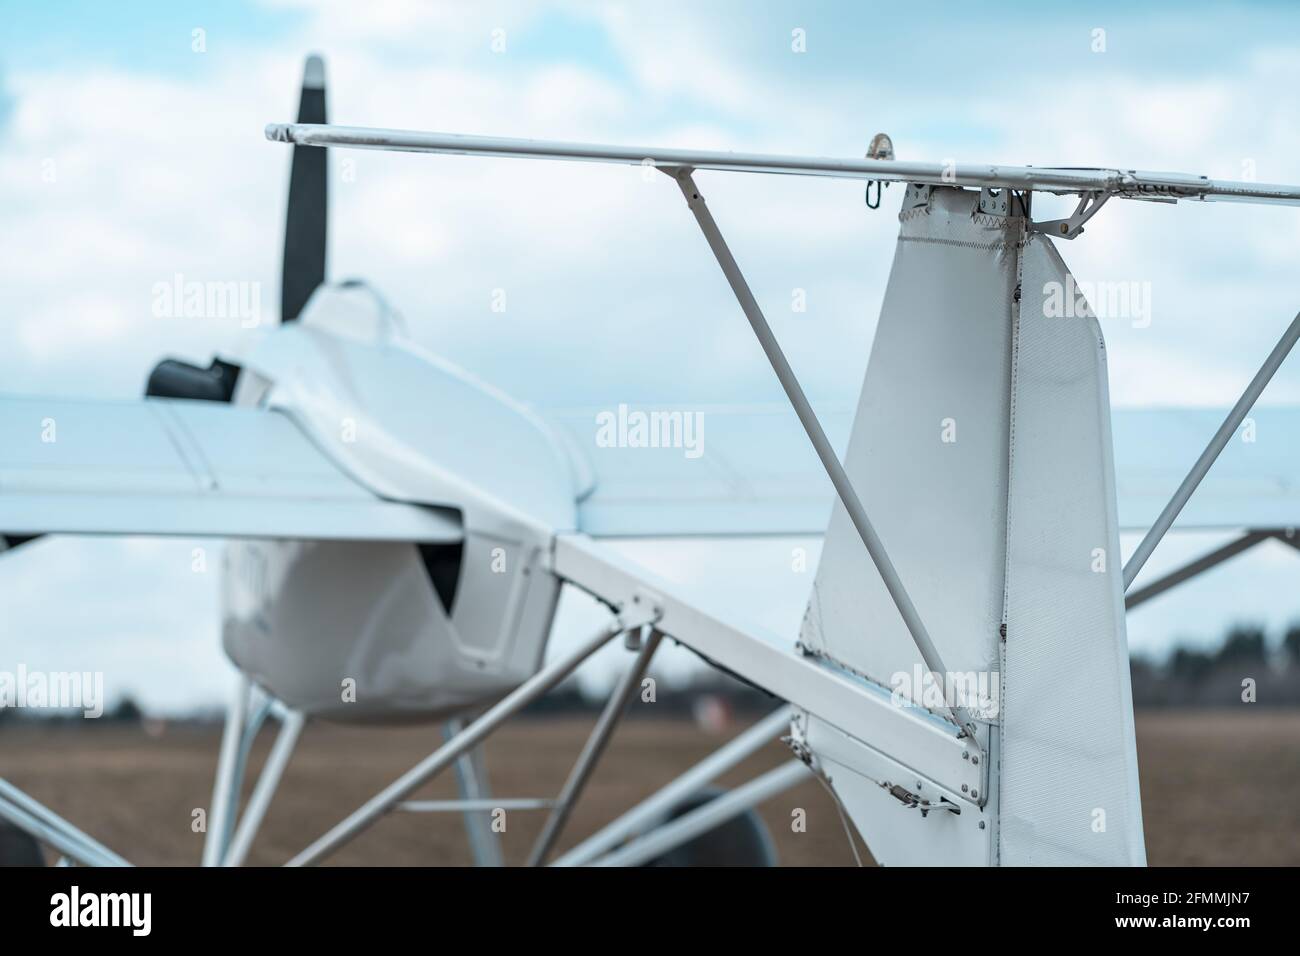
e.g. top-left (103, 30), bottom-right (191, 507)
top-left (0, 395), bottom-right (460, 542)
top-left (545, 403), bottom-right (1300, 537)
top-left (544, 404), bottom-right (848, 537)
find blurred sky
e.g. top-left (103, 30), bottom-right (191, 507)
top-left (3, 1), bottom-right (1300, 712)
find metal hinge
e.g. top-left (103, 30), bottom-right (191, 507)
top-left (978, 187), bottom-right (1030, 219)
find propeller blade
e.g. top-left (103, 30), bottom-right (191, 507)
top-left (280, 54), bottom-right (328, 323)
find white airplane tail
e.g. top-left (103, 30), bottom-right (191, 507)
top-left (798, 185), bottom-right (1145, 865)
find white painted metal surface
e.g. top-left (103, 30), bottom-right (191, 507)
top-left (792, 712), bottom-right (994, 866)
top-left (221, 285), bottom-right (569, 722)
top-left (243, 285), bottom-right (580, 538)
top-left (554, 533), bottom-right (981, 800)
top-left (1000, 237), bottom-right (1145, 865)
top-left (221, 533), bottom-right (560, 721)
top-left (801, 187), bottom-right (1010, 707)
top-left (794, 186), bottom-right (1010, 863)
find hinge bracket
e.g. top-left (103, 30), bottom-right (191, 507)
top-left (1030, 190), bottom-right (1110, 239)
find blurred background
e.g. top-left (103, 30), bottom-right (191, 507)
top-left (2, 1), bottom-right (1299, 865)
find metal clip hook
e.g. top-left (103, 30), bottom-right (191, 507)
top-left (864, 132), bottom-right (894, 211)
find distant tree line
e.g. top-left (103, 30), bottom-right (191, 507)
top-left (0, 696), bottom-right (144, 725)
top-left (1130, 623), bottom-right (1300, 707)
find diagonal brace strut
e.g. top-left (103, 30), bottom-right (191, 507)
top-left (662, 166), bottom-right (982, 747)
top-left (1123, 310), bottom-right (1300, 589)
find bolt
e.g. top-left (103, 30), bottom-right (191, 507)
top-left (979, 821), bottom-right (986, 830)
top-left (961, 784), bottom-right (968, 793)
top-left (962, 751), bottom-right (970, 760)
top-left (971, 790), bottom-right (979, 799)
top-left (971, 756), bottom-right (978, 765)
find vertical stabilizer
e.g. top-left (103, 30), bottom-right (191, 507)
top-left (798, 185), bottom-right (1144, 866)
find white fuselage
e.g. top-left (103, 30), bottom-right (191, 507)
top-left (220, 283), bottom-right (583, 722)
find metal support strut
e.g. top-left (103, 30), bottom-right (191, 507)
top-left (663, 166), bottom-right (981, 746)
top-left (552, 704), bottom-right (795, 867)
top-left (202, 676), bottom-right (251, 867)
top-left (528, 627), bottom-right (664, 866)
top-left (1125, 531), bottom-right (1273, 610)
top-left (0, 778), bottom-right (131, 867)
top-left (1123, 310), bottom-right (1300, 590)
top-left (286, 617), bottom-right (637, 867)
top-left (591, 760), bottom-right (808, 868)
top-left (445, 717), bottom-right (504, 868)
top-left (222, 709), bottom-right (305, 867)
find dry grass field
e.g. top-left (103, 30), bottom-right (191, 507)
top-left (3, 708), bottom-right (1298, 866)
